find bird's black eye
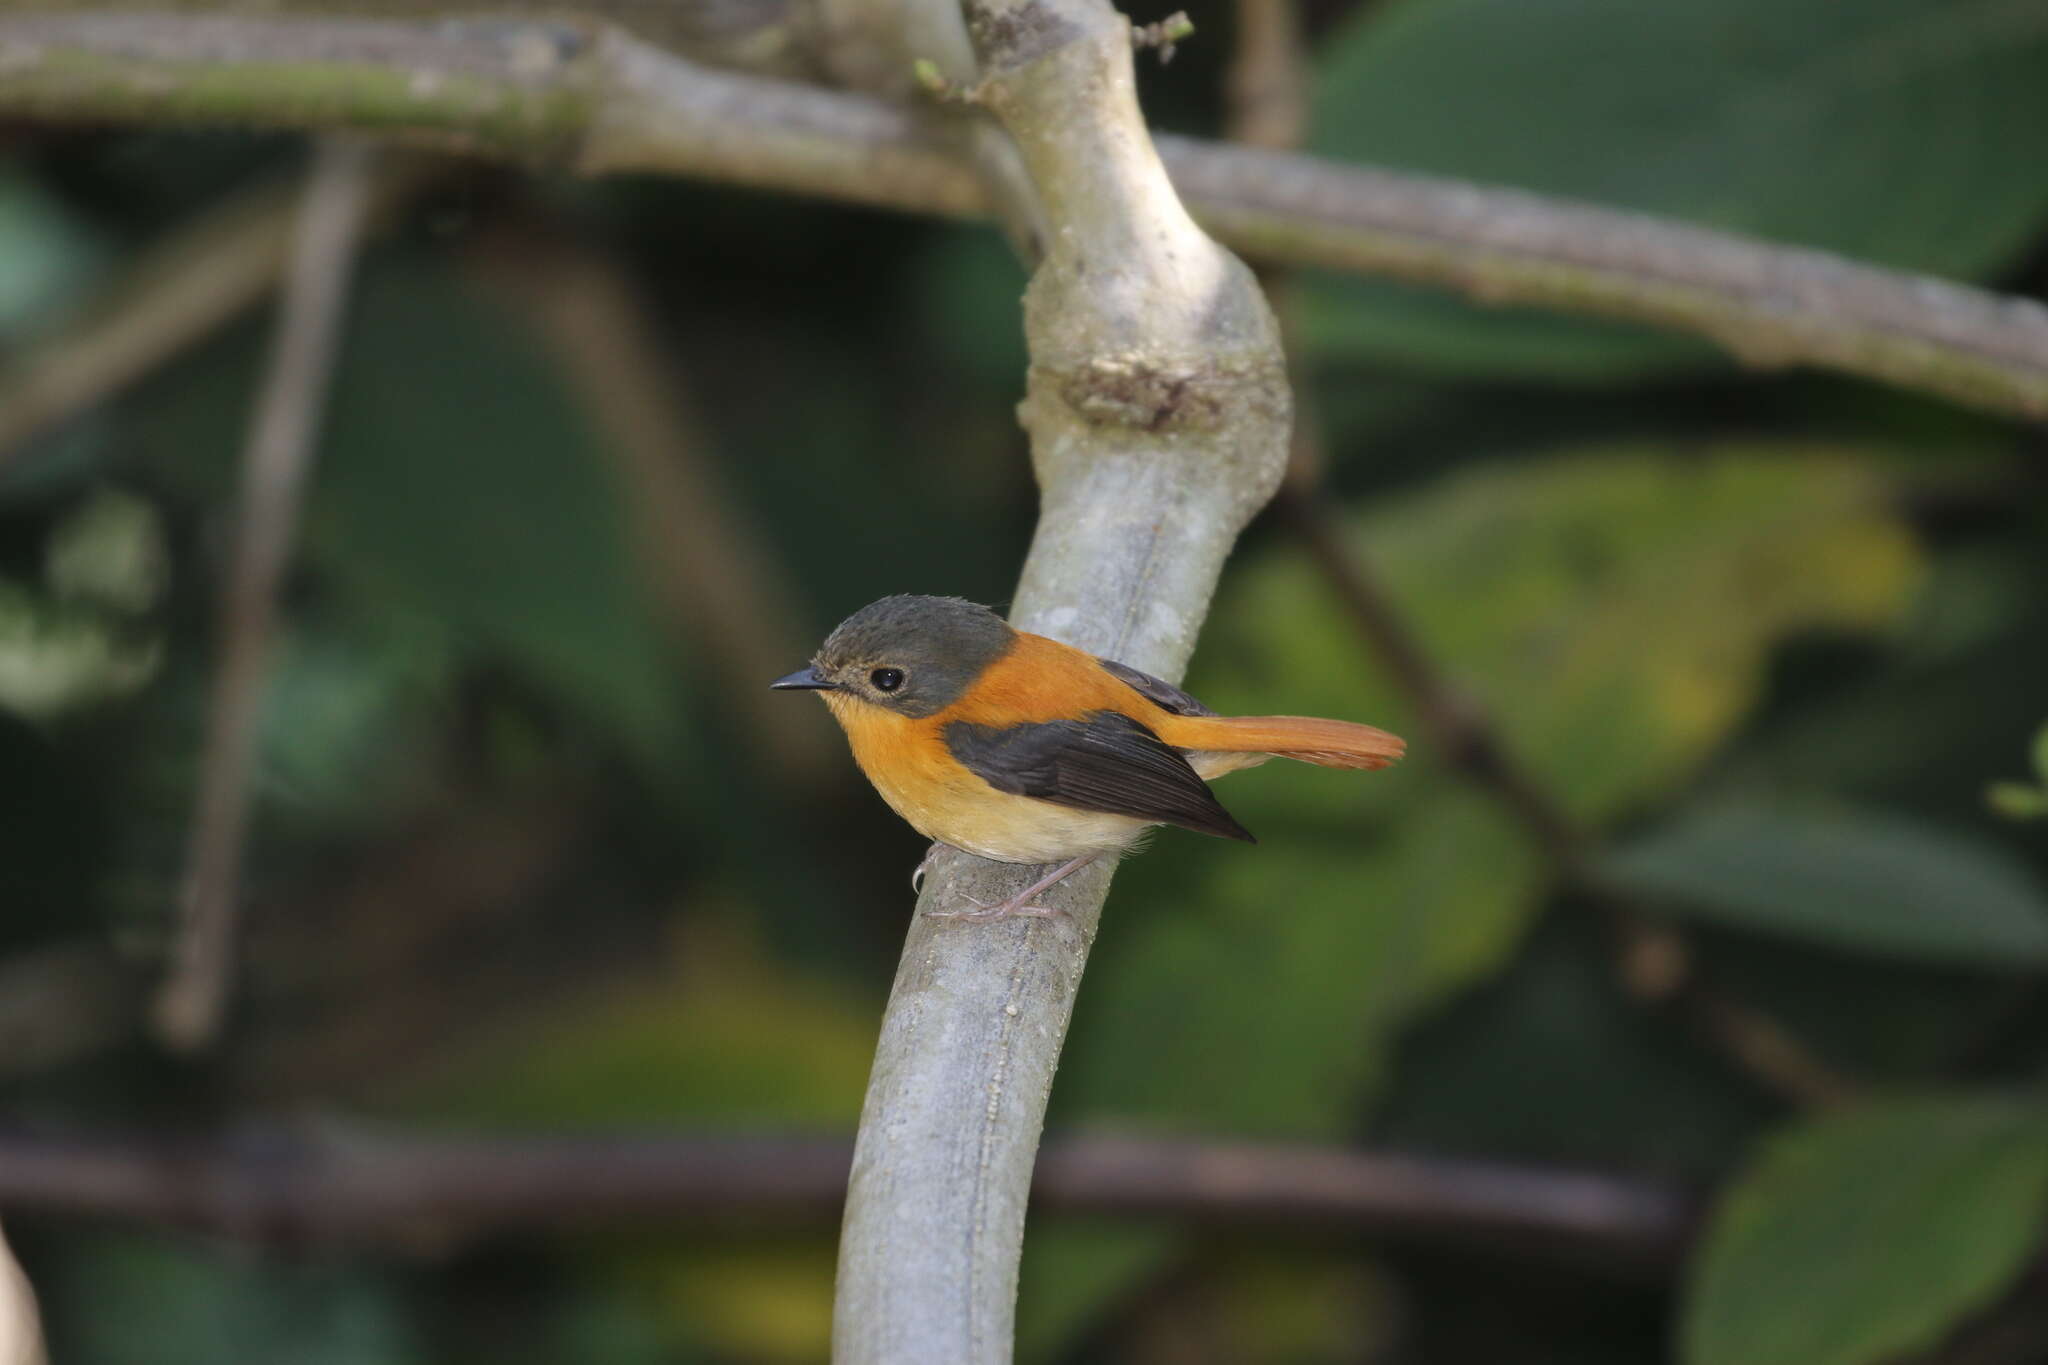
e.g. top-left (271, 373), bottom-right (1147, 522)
top-left (870, 667), bottom-right (905, 693)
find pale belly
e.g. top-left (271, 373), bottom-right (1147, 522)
top-left (866, 764), bottom-right (1155, 864)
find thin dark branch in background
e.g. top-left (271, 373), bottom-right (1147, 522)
top-left (1225, 0), bottom-right (1308, 153)
top-left (154, 138), bottom-right (376, 1053)
top-left (1274, 489), bottom-right (1858, 1109)
top-left (1, 15), bottom-right (2046, 419)
top-left (0, 1126), bottom-right (1696, 1272)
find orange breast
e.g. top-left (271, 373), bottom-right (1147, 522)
top-left (825, 692), bottom-right (978, 838)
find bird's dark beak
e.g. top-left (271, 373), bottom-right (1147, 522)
top-left (770, 666), bottom-right (837, 691)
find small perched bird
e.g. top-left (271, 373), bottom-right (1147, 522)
top-left (773, 595), bottom-right (1405, 918)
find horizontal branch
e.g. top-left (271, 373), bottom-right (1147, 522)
top-left (0, 1125), bottom-right (1695, 1272)
top-left (0, 14), bottom-right (2044, 419)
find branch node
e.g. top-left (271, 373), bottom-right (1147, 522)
top-left (912, 56), bottom-right (989, 103)
top-left (1046, 355), bottom-right (1274, 432)
top-left (1131, 11), bottom-right (1194, 63)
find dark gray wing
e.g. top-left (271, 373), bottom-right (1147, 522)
top-left (944, 711), bottom-right (1254, 843)
top-left (1097, 657), bottom-right (1219, 717)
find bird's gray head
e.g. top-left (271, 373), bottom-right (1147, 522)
top-left (770, 595), bottom-right (1015, 717)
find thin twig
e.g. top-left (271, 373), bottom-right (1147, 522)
top-left (0, 1125), bottom-right (1697, 1270)
top-left (1224, 0), bottom-right (1306, 152)
top-left (1274, 488), bottom-right (1858, 1109)
top-left (154, 138), bottom-right (376, 1053)
top-left (0, 15), bottom-right (2045, 419)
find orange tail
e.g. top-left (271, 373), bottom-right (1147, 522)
top-left (1156, 714), bottom-right (1406, 771)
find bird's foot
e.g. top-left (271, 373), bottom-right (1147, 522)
top-left (926, 895), bottom-right (1066, 921)
top-left (920, 853), bottom-right (1096, 922)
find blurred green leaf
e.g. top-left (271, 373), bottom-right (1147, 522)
top-left (1714, 569), bottom-right (2048, 816)
top-left (1987, 782), bottom-right (2048, 820)
top-left (1016, 1222), bottom-right (1173, 1365)
top-left (0, 489), bottom-right (169, 720)
top-left (375, 913), bottom-right (878, 1126)
top-left (1991, 722), bottom-right (2048, 819)
top-left (1063, 446), bottom-right (1921, 1140)
top-left (0, 168), bottom-right (104, 337)
top-left (124, 254), bottom-right (686, 770)
top-left (44, 487), bottom-right (168, 614)
top-left (1064, 778), bottom-right (1539, 1134)
top-left (48, 1231), bottom-right (421, 1365)
top-left (1219, 446), bottom-right (1922, 825)
top-left (548, 1278), bottom-right (700, 1365)
top-left (624, 1238), bottom-right (835, 1365)
top-left (1303, 275), bottom-right (1707, 384)
top-left (257, 610), bottom-right (454, 823)
top-left (1684, 1095), bottom-right (2048, 1365)
top-left (0, 580), bottom-right (160, 721)
top-left (1376, 914), bottom-right (1772, 1175)
top-left (1178, 1249), bottom-right (1396, 1362)
top-left (1310, 0), bottom-right (2048, 379)
top-left (306, 262), bottom-right (683, 766)
top-left (909, 225), bottom-right (1028, 392)
top-left (1606, 803), bottom-right (2048, 967)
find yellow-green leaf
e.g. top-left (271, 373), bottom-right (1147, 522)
top-left (1686, 1095), bottom-right (2048, 1365)
top-left (1205, 445), bottom-right (1922, 825)
top-left (1607, 803), bottom-right (2048, 966)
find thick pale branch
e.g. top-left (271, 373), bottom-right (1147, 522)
top-left (0, 14), bottom-right (983, 215)
top-left (0, 14), bottom-right (2043, 418)
top-left (1167, 141), bottom-right (2048, 419)
top-left (829, 0), bottom-right (1288, 1358)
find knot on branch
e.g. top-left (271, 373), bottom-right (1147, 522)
top-left (966, 0), bottom-right (1084, 73)
top-left (1038, 353), bottom-right (1282, 433)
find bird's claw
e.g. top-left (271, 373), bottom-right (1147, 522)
top-left (911, 844), bottom-right (945, 896)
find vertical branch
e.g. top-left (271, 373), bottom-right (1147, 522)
top-left (154, 138), bottom-right (376, 1053)
top-left (1225, 0), bottom-right (1307, 152)
top-left (829, 0), bottom-right (1289, 1359)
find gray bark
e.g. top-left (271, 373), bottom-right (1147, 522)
top-left (828, 0), bottom-right (1289, 1359)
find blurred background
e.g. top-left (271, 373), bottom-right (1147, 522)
top-left (2, 0), bottom-right (2047, 1362)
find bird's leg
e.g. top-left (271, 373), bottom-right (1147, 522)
top-left (926, 854), bottom-right (1097, 921)
top-left (911, 842), bottom-right (948, 895)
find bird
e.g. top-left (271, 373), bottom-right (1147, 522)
top-left (771, 595), bottom-right (1405, 918)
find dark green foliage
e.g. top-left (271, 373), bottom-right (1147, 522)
top-left (3, 4), bottom-right (2047, 1358)
top-left (1684, 1096), bottom-right (2048, 1365)
top-left (1308, 0), bottom-right (2048, 379)
top-left (1607, 803), bottom-right (2048, 966)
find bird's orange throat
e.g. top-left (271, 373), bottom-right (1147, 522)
top-left (820, 691), bottom-right (964, 837)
